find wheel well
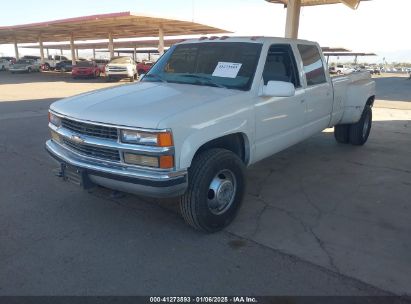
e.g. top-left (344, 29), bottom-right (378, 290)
top-left (194, 133), bottom-right (248, 164)
top-left (366, 95), bottom-right (375, 107)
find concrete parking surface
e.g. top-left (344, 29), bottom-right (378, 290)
top-left (0, 72), bottom-right (410, 296)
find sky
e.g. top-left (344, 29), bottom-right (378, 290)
top-left (0, 0), bottom-right (409, 63)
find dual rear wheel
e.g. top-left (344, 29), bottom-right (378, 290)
top-left (334, 105), bottom-right (372, 145)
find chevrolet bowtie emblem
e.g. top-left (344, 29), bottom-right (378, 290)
top-left (71, 135), bottom-right (85, 144)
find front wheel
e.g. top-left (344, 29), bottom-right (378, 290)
top-left (179, 148), bottom-right (246, 233)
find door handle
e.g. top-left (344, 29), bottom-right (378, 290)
top-left (300, 99), bottom-right (305, 103)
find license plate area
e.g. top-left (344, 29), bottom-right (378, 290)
top-left (60, 163), bottom-right (94, 189)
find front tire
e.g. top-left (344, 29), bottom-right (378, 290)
top-left (349, 105), bottom-right (372, 145)
top-left (179, 148), bottom-right (246, 233)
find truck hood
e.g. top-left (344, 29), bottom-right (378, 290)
top-left (50, 82), bottom-right (242, 129)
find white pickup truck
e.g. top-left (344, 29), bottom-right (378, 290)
top-left (46, 37), bottom-right (375, 232)
top-left (43, 55), bottom-right (70, 70)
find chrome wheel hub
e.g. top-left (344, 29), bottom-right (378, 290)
top-left (207, 169), bottom-right (237, 215)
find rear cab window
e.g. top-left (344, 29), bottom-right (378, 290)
top-left (297, 44), bottom-right (327, 86)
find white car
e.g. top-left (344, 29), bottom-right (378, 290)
top-left (9, 59), bottom-right (41, 73)
top-left (336, 64), bottom-right (355, 75)
top-left (105, 56), bottom-right (137, 82)
top-left (46, 37), bottom-right (375, 232)
top-left (0, 59), bottom-right (10, 71)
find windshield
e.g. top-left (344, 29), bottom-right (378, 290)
top-left (76, 61), bottom-right (94, 67)
top-left (142, 42), bottom-right (262, 91)
top-left (109, 57), bottom-right (132, 64)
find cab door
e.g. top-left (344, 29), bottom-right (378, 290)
top-left (296, 44), bottom-right (333, 136)
top-left (254, 44), bottom-right (306, 162)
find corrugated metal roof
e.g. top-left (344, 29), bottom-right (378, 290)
top-left (0, 12), bottom-right (230, 44)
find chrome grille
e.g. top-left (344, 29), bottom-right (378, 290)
top-left (61, 118), bottom-right (118, 140)
top-left (62, 138), bottom-right (120, 162)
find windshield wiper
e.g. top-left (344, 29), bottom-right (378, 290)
top-left (143, 74), bottom-right (167, 83)
top-left (179, 74), bottom-right (227, 89)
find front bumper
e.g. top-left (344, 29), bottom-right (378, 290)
top-left (46, 140), bottom-right (188, 198)
top-left (106, 71), bottom-right (133, 78)
top-left (10, 68), bottom-right (28, 72)
top-left (72, 71), bottom-right (94, 77)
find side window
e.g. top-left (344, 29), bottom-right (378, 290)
top-left (297, 44), bottom-right (327, 86)
top-left (262, 44), bottom-right (300, 88)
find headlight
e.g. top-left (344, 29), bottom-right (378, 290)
top-left (48, 112), bottom-right (62, 127)
top-left (120, 130), bottom-right (173, 147)
top-left (50, 130), bottom-right (62, 143)
top-left (123, 153), bottom-right (174, 169)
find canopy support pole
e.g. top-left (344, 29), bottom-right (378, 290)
top-left (70, 34), bottom-right (76, 66)
top-left (133, 47), bottom-right (136, 62)
top-left (93, 48), bottom-right (96, 60)
top-left (46, 48), bottom-right (49, 58)
top-left (14, 40), bottom-right (19, 60)
top-left (76, 49), bottom-right (79, 59)
top-left (60, 48), bottom-right (63, 55)
top-left (108, 32), bottom-right (114, 59)
top-left (39, 36), bottom-right (45, 63)
top-left (285, 0), bottom-right (301, 39)
top-left (158, 25), bottom-right (164, 56)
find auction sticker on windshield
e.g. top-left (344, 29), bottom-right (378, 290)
top-left (212, 62), bottom-right (242, 78)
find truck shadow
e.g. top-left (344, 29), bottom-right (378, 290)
top-left (94, 119), bottom-right (411, 229)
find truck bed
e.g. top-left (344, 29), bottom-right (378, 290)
top-left (330, 71), bottom-right (375, 127)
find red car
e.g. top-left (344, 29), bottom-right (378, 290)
top-left (72, 61), bottom-right (100, 78)
top-left (137, 61), bottom-right (154, 75)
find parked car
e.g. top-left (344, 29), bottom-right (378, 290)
top-left (0, 58), bottom-right (11, 71)
top-left (95, 59), bottom-right (109, 74)
top-left (21, 55), bottom-right (42, 64)
top-left (9, 59), bottom-right (41, 73)
top-left (42, 55), bottom-right (70, 70)
top-left (373, 67), bottom-right (381, 75)
top-left (46, 37), bottom-right (375, 232)
top-left (55, 60), bottom-right (76, 72)
top-left (137, 61), bottom-right (154, 75)
top-left (71, 61), bottom-right (100, 79)
top-left (0, 56), bottom-right (16, 64)
top-left (335, 64), bottom-right (355, 75)
top-left (105, 56), bottom-right (137, 82)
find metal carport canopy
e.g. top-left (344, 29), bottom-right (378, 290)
top-left (0, 11), bottom-right (230, 63)
top-left (21, 39), bottom-right (184, 50)
top-left (265, 0), bottom-right (367, 38)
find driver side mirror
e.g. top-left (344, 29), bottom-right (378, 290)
top-left (261, 80), bottom-right (295, 97)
